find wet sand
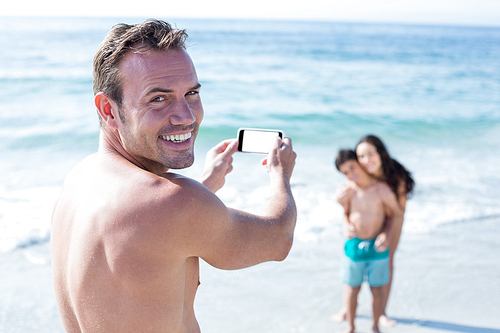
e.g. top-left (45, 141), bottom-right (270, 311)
top-left (1, 216), bottom-right (499, 332)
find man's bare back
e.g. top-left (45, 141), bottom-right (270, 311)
top-left (52, 151), bottom-right (205, 332)
top-left (52, 134), bottom-right (296, 333)
top-left (51, 20), bottom-right (297, 333)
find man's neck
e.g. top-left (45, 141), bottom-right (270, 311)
top-left (98, 127), bottom-right (169, 175)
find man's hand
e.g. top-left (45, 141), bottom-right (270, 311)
top-left (200, 139), bottom-right (239, 193)
top-left (263, 136), bottom-right (296, 182)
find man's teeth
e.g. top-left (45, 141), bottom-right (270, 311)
top-left (160, 132), bottom-right (192, 143)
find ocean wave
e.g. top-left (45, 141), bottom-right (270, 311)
top-left (0, 17), bottom-right (498, 255)
top-left (0, 187), bottom-right (59, 253)
top-left (199, 110), bottom-right (500, 148)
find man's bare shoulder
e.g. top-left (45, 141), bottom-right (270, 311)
top-left (111, 162), bottom-right (223, 224)
top-left (60, 151), bottom-right (222, 226)
top-left (66, 152), bottom-right (214, 201)
top-left (58, 152), bottom-right (228, 258)
top-left (145, 171), bottom-right (223, 217)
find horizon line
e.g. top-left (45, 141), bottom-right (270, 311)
top-left (1, 15), bottom-right (500, 29)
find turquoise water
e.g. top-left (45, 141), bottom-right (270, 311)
top-left (1, 16), bottom-right (499, 249)
top-left (0, 17), bottom-right (500, 331)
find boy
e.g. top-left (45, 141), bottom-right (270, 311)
top-left (335, 150), bottom-right (403, 333)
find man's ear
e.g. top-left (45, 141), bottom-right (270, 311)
top-left (95, 92), bottom-right (119, 129)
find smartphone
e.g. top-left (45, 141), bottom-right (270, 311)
top-left (237, 128), bottom-right (284, 154)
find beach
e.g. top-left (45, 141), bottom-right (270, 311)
top-left (2, 213), bottom-right (499, 332)
top-left (1, 17), bottom-right (500, 332)
top-left (200, 213), bottom-right (500, 333)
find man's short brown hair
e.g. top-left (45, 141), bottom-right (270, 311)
top-left (93, 19), bottom-right (188, 126)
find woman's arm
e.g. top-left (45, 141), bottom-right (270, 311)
top-left (335, 182), bottom-right (356, 209)
top-left (397, 179), bottom-right (408, 211)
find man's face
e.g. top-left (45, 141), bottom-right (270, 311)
top-left (339, 160), bottom-right (363, 183)
top-left (116, 48), bottom-right (203, 173)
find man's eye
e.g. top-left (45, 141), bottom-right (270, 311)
top-left (186, 91), bottom-right (199, 96)
top-left (152, 96), bottom-right (165, 102)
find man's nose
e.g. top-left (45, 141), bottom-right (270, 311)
top-left (170, 98), bottom-right (196, 125)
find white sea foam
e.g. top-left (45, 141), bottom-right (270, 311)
top-left (0, 187), bottom-right (59, 253)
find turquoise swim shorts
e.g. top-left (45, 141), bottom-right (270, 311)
top-left (344, 237), bottom-right (389, 262)
top-left (341, 237), bottom-right (390, 287)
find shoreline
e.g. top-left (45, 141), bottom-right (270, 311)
top-left (1, 216), bottom-right (499, 332)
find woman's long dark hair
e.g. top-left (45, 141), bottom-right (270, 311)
top-left (357, 135), bottom-right (415, 199)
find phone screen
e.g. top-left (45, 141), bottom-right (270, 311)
top-left (237, 128), bottom-right (284, 154)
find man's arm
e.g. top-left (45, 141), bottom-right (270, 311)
top-left (160, 136), bottom-right (297, 270)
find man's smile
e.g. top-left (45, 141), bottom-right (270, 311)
top-left (159, 131), bottom-right (192, 143)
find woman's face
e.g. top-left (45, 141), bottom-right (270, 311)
top-left (356, 142), bottom-right (383, 177)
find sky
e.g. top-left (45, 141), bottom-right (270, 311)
top-left (1, 0), bottom-right (500, 27)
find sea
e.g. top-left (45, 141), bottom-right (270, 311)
top-left (0, 17), bottom-right (499, 332)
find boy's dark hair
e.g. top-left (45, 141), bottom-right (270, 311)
top-left (335, 149), bottom-right (357, 171)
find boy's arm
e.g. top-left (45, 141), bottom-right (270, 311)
top-left (341, 206), bottom-right (357, 239)
top-left (336, 183), bottom-right (357, 238)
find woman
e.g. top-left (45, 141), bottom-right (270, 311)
top-left (333, 135), bottom-right (414, 327)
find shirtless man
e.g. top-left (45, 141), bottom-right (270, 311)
top-left (51, 19), bottom-right (297, 333)
top-left (334, 150), bottom-right (403, 333)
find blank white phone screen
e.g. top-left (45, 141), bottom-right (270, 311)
top-left (242, 130), bottom-right (280, 153)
